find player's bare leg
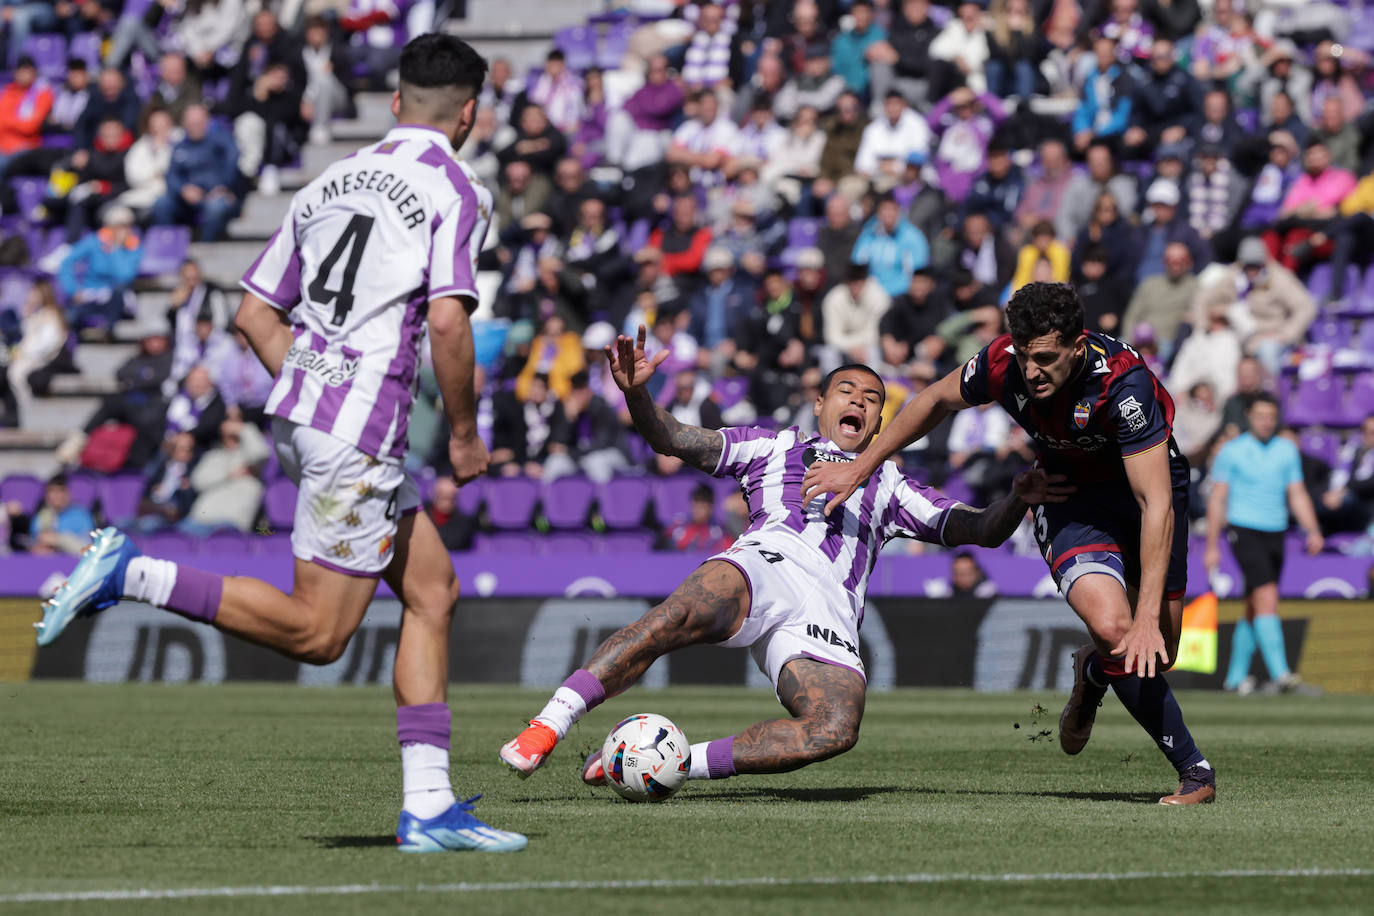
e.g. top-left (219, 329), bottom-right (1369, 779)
top-left (722, 659), bottom-right (865, 775)
top-left (211, 562), bottom-right (379, 663)
top-left (500, 560), bottom-right (748, 776)
top-left (1059, 573), bottom-right (1214, 804)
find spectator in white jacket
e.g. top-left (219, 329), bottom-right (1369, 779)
top-left (183, 417), bottom-right (268, 534)
top-left (855, 91), bottom-right (932, 186)
top-left (118, 107), bottom-right (177, 216)
top-left (6, 280), bottom-right (68, 426)
top-left (930, 0), bottom-right (991, 95)
top-left (176, 0), bottom-right (250, 76)
top-left (821, 260), bottom-right (891, 364)
top-left (760, 105), bottom-right (826, 207)
top-left (1169, 301), bottom-right (1242, 402)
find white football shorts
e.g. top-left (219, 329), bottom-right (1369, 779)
top-left (709, 530), bottom-right (866, 694)
top-left (271, 417), bottom-right (420, 577)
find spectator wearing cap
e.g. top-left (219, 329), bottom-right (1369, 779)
top-left (1312, 96), bottom-right (1361, 174)
top-left (27, 474), bottom-right (95, 556)
top-left (57, 204), bottom-right (140, 334)
top-left (1327, 166), bottom-right (1374, 303)
top-left (930, 0), bottom-right (991, 94)
top-left (605, 54), bottom-right (683, 173)
top-left (1060, 141), bottom-right (1136, 242)
top-left (817, 92), bottom-right (867, 196)
top-left (150, 103), bottom-right (240, 243)
top-left (869, 0), bottom-right (948, 111)
top-left (666, 90), bottom-right (738, 189)
top-left (300, 16), bottom-right (354, 146)
top-left (776, 42), bottom-right (846, 121)
top-left (962, 142), bottom-right (1023, 231)
top-left (1122, 240), bottom-right (1196, 357)
top-left (1310, 40), bottom-right (1364, 126)
top-left (1187, 143), bottom-right (1244, 242)
top-left (578, 323), bottom-right (625, 418)
top-left (853, 193), bottom-right (929, 297)
top-left (984, 0), bottom-right (1040, 101)
top-left (1266, 139), bottom-right (1356, 273)
top-left (1135, 178), bottom-right (1209, 283)
top-left (854, 91), bottom-right (932, 189)
top-left (1247, 41), bottom-right (1312, 127)
top-left (681, 1), bottom-right (733, 90)
top-left (1071, 32), bottom-right (1133, 155)
top-left (951, 210), bottom-right (1014, 292)
top-left (649, 194), bottom-right (714, 280)
top-left (0, 57), bottom-right (51, 175)
top-left (822, 262), bottom-right (891, 365)
top-left (1123, 39), bottom-right (1203, 158)
top-left (1193, 236), bottom-right (1316, 376)
top-left (1171, 300), bottom-right (1241, 403)
top-left (927, 86), bottom-right (1006, 204)
top-left (1013, 138), bottom-right (1074, 238)
top-left (688, 247), bottom-right (751, 358)
top-left (1011, 220), bottom-right (1069, 292)
top-left (73, 68), bottom-right (139, 151)
top-left (831, 0), bottom-right (886, 97)
top-left (1075, 243), bottom-right (1132, 334)
top-left (497, 104), bottom-right (567, 177)
top-left (152, 52), bottom-right (204, 124)
top-left (527, 49), bottom-right (584, 137)
top-left (880, 267), bottom-right (951, 377)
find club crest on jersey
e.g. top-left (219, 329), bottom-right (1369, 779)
top-left (1073, 400), bottom-right (1092, 429)
top-left (1117, 395), bottom-right (1148, 433)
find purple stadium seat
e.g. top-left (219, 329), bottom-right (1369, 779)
top-left (66, 473), bottom-right (98, 510)
top-left (622, 219), bottom-right (651, 257)
top-left (1309, 318), bottom-right (1347, 347)
top-left (30, 227), bottom-right (65, 262)
top-left (626, 433), bottom-right (654, 465)
top-left (250, 532), bottom-right (293, 557)
top-left (201, 530), bottom-right (253, 555)
top-left (1299, 430), bottom-right (1342, 465)
top-left (140, 531), bottom-right (190, 556)
top-left (457, 477), bottom-right (485, 516)
top-left (598, 477), bottom-right (652, 529)
top-left (1355, 319), bottom-right (1374, 353)
top-left (0, 272), bottom-right (33, 311)
top-left (602, 530), bottom-right (656, 553)
top-left (263, 477), bottom-right (298, 531)
top-left (786, 218), bottom-right (823, 250)
top-left (1358, 265), bottom-right (1374, 308)
top-left (67, 32), bottom-right (102, 70)
top-left (598, 20), bottom-right (634, 68)
top-left (412, 470), bottom-right (437, 507)
top-left (11, 178), bottom-right (46, 220)
top-left (713, 476), bottom-right (743, 524)
top-left (1344, 373), bottom-right (1374, 423)
top-left (1287, 376), bottom-right (1345, 427)
top-left (485, 477), bottom-right (539, 529)
top-left (940, 472), bottom-right (975, 505)
top-left (96, 473), bottom-right (143, 523)
top-left (541, 531), bottom-right (598, 555)
top-left (1235, 109), bottom-right (1259, 133)
top-left (1, 473), bottom-right (45, 514)
top-left (472, 531), bottom-right (537, 555)
top-left (653, 475), bottom-right (701, 526)
top-left (1307, 264), bottom-right (1359, 304)
top-left (554, 26), bottom-right (598, 71)
top-left (712, 375), bottom-right (750, 409)
top-left (22, 34), bottom-right (67, 80)
top-left (542, 476), bottom-right (595, 529)
top-left (138, 225), bottom-right (191, 278)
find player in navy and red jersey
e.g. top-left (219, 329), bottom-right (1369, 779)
top-left (802, 282), bottom-right (1216, 805)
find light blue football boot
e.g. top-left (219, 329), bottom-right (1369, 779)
top-left (35, 527), bottom-right (139, 647)
top-left (395, 795), bottom-right (528, 853)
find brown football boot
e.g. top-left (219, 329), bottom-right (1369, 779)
top-left (1059, 644), bottom-right (1107, 755)
top-left (1160, 764), bottom-right (1217, 805)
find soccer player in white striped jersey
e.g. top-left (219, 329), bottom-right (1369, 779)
top-left (500, 327), bottom-right (1072, 786)
top-left (36, 34), bottom-right (525, 853)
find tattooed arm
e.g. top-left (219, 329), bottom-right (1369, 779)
top-left (625, 386), bottom-right (725, 473)
top-left (606, 324), bottom-right (724, 473)
top-left (942, 469), bottom-right (1074, 548)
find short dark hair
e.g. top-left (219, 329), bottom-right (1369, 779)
top-left (569, 369), bottom-right (590, 390)
top-left (691, 483), bottom-right (714, 503)
top-left (546, 48), bottom-right (565, 63)
top-left (821, 364), bottom-right (886, 404)
top-left (1005, 282), bottom-right (1084, 346)
top-left (399, 33), bottom-right (488, 95)
top-left (1081, 243), bottom-right (1109, 264)
top-left (1249, 392), bottom-right (1280, 411)
top-left (46, 473), bottom-right (69, 489)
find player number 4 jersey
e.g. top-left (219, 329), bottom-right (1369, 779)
top-left (241, 124), bottom-right (492, 462)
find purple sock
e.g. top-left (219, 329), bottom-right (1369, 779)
top-left (165, 566), bottom-right (223, 623)
top-left (397, 702), bottom-right (450, 749)
top-left (706, 736), bottom-right (737, 779)
top-left (563, 669), bottom-right (607, 709)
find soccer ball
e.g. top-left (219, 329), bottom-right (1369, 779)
top-left (601, 713), bottom-right (690, 802)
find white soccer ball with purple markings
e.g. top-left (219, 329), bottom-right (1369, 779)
top-left (600, 713), bottom-right (690, 802)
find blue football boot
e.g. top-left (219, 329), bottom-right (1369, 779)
top-left (395, 795), bottom-right (528, 853)
top-left (35, 527), bottom-right (139, 647)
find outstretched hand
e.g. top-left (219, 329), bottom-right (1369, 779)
top-left (1011, 469), bottom-right (1075, 506)
top-left (605, 324), bottom-right (669, 393)
top-left (800, 460), bottom-right (866, 517)
top-left (1112, 624), bottom-right (1168, 679)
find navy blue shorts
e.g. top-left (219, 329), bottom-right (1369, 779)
top-left (1031, 481), bottom-right (1190, 601)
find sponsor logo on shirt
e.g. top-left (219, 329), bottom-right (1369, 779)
top-left (282, 342), bottom-right (361, 387)
top-left (802, 446), bottom-right (853, 468)
top-left (1117, 395), bottom-right (1147, 433)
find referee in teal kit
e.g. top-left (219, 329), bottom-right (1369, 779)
top-left (1204, 393), bottom-right (1324, 695)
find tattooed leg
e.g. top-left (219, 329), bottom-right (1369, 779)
top-left (730, 659), bottom-right (866, 775)
top-left (584, 560), bottom-right (749, 697)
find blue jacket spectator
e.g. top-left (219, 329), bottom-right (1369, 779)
top-left (852, 196), bottom-right (929, 297)
top-left (962, 145), bottom-right (1024, 229)
top-left (689, 247), bottom-right (753, 351)
top-left (57, 205), bottom-right (142, 331)
top-left (1072, 58), bottom-right (1133, 143)
top-left (150, 104), bottom-right (241, 242)
top-left (831, 1), bottom-right (886, 95)
top-left (28, 474), bottom-right (96, 555)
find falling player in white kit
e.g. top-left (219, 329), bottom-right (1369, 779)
top-left (500, 327), bottom-right (1072, 786)
top-left (36, 34), bottom-right (526, 853)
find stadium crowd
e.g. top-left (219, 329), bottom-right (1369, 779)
top-left (2, 0), bottom-right (1374, 557)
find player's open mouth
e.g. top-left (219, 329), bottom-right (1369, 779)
top-left (838, 414), bottom-right (864, 434)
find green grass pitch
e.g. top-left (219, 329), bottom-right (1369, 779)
top-left (2, 682), bottom-right (1372, 915)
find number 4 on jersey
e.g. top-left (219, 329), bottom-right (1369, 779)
top-left (308, 214), bottom-right (374, 326)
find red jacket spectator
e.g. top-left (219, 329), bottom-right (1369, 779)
top-left (0, 61), bottom-right (53, 156)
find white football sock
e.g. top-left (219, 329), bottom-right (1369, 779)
top-left (123, 557), bottom-right (177, 607)
top-left (401, 742), bottom-right (455, 819)
top-left (533, 686), bottom-right (588, 739)
top-left (688, 742), bottom-right (712, 780)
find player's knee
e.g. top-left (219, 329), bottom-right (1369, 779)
top-left (807, 711), bottom-right (861, 759)
top-left (295, 630), bottom-right (352, 666)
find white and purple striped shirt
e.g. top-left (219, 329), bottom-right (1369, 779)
top-left (242, 125), bottom-right (492, 462)
top-left (714, 426), bottom-right (957, 617)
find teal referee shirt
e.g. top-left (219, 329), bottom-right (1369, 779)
top-left (1210, 432), bottom-right (1303, 533)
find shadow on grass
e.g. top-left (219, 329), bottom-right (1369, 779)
top-left (693, 785), bottom-right (1161, 804)
top-left (906, 786), bottom-right (1162, 804)
top-left (309, 835), bottom-right (396, 848)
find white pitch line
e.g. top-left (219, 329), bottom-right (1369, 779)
top-left (2, 868), bottom-right (1371, 904)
